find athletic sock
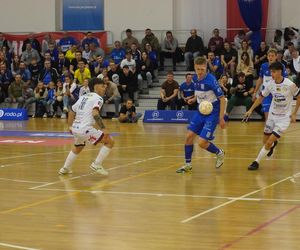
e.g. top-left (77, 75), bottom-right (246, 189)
top-left (95, 146), bottom-right (111, 165)
top-left (206, 142), bottom-right (220, 154)
top-left (255, 146), bottom-right (269, 163)
top-left (185, 144), bottom-right (193, 164)
top-left (63, 151), bottom-right (78, 169)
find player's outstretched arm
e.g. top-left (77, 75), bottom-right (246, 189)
top-left (291, 95), bottom-right (300, 123)
top-left (92, 108), bottom-right (106, 129)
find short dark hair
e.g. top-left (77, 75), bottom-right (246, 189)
top-left (126, 29), bottom-right (132, 33)
top-left (287, 42), bottom-right (294, 47)
top-left (88, 77), bottom-right (104, 92)
top-left (185, 73), bottom-right (192, 78)
top-left (269, 62), bottom-right (284, 72)
top-left (167, 71), bottom-right (174, 76)
top-left (123, 65), bottom-right (129, 69)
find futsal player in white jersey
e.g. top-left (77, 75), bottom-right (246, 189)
top-left (59, 78), bottom-right (114, 175)
top-left (244, 62), bottom-right (300, 170)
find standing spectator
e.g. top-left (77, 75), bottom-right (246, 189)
top-left (0, 63), bottom-right (13, 97)
top-left (22, 83), bottom-right (35, 113)
top-left (53, 80), bottom-right (64, 117)
top-left (119, 65), bottom-right (138, 103)
top-left (21, 43), bottom-right (41, 66)
top-left (157, 71), bottom-right (179, 110)
top-left (82, 31), bottom-right (100, 48)
top-left (0, 32), bottom-right (11, 51)
top-left (208, 28), bottom-right (224, 51)
top-left (221, 41), bottom-right (237, 78)
top-left (119, 99), bottom-right (142, 123)
top-left (184, 29), bottom-right (205, 70)
top-left (41, 33), bottom-right (56, 56)
top-left (236, 52), bottom-right (254, 83)
top-left (122, 29), bottom-right (139, 49)
top-left (110, 41), bottom-right (126, 65)
top-left (141, 28), bottom-right (160, 52)
top-left (38, 61), bottom-right (59, 85)
top-left (159, 31), bottom-right (178, 71)
top-left (17, 62), bottom-right (31, 86)
top-left (103, 76), bottom-right (121, 117)
top-left (254, 41), bottom-right (269, 74)
top-left (34, 81), bottom-right (48, 118)
top-left (4, 74), bottom-right (24, 108)
top-left (177, 73), bottom-right (197, 110)
top-left (74, 61), bottom-right (91, 85)
top-left (22, 33), bottom-right (41, 53)
top-left (207, 51), bottom-right (223, 80)
top-left (28, 58), bottom-right (42, 89)
top-left (107, 61), bottom-right (121, 82)
top-left (58, 32), bottom-right (77, 53)
top-left (11, 55), bottom-right (20, 77)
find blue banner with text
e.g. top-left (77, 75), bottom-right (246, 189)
top-left (0, 109), bottom-right (28, 121)
top-left (143, 110), bottom-right (196, 123)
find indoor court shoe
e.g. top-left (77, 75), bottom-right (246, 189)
top-left (90, 162), bottom-right (109, 176)
top-left (176, 164), bottom-right (192, 173)
top-left (248, 161), bottom-right (259, 171)
top-left (215, 149), bottom-right (225, 168)
top-left (267, 141), bottom-right (278, 157)
top-left (59, 167), bottom-right (73, 175)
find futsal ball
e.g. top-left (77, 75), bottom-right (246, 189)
top-left (199, 100), bottom-right (213, 115)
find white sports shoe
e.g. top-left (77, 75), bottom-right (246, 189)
top-left (216, 149), bottom-right (225, 168)
top-left (59, 167), bottom-right (73, 175)
top-left (90, 162), bottom-right (108, 176)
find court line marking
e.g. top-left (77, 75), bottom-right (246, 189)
top-left (1, 159), bottom-right (175, 215)
top-left (29, 156), bottom-right (162, 190)
top-left (181, 172), bottom-right (300, 223)
top-left (31, 188), bottom-right (300, 203)
top-left (0, 242), bottom-right (40, 250)
top-left (220, 204), bottom-right (300, 249)
top-left (0, 178), bottom-right (48, 184)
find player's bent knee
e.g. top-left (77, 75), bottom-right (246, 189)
top-left (102, 134), bottom-right (114, 147)
top-left (198, 139), bottom-right (209, 149)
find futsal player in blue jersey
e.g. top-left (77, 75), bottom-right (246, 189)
top-left (176, 57), bottom-right (226, 173)
top-left (253, 49), bottom-right (288, 120)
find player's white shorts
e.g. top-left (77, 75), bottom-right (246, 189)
top-left (72, 127), bottom-right (104, 146)
top-left (264, 114), bottom-right (290, 137)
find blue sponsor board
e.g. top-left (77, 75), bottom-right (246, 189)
top-left (143, 110), bottom-right (196, 123)
top-left (0, 109), bottom-right (28, 121)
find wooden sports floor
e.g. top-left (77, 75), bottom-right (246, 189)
top-left (0, 118), bottom-right (300, 250)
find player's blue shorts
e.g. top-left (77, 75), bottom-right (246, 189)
top-left (187, 111), bottom-right (219, 141)
top-left (262, 94), bottom-right (272, 113)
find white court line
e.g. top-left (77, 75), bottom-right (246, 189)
top-left (0, 178), bottom-right (48, 184)
top-left (29, 156), bottom-right (162, 190)
top-left (181, 172), bottom-right (300, 223)
top-left (32, 188), bottom-right (300, 203)
top-left (0, 242), bottom-right (40, 250)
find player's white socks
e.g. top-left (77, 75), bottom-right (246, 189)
top-left (255, 146), bottom-right (269, 163)
top-left (95, 146), bottom-right (111, 165)
top-left (63, 151), bottom-right (78, 169)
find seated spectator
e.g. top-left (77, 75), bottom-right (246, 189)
top-left (283, 42), bottom-right (295, 63)
top-left (62, 75), bottom-right (74, 113)
top-left (276, 50), bottom-right (287, 67)
top-left (177, 73), bottom-right (197, 110)
top-left (45, 81), bottom-right (56, 117)
top-left (157, 71), bottom-right (179, 110)
top-left (79, 78), bottom-right (90, 96)
top-left (139, 52), bottom-right (154, 89)
top-left (141, 28), bottom-right (160, 52)
top-left (233, 30), bottom-right (252, 50)
top-left (11, 55), bottom-right (20, 77)
top-left (21, 43), bottom-right (41, 66)
top-left (107, 61), bottom-right (121, 82)
top-left (58, 32), bottom-right (77, 54)
top-left (5, 74), bottom-right (24, 108)
top-left (159, 31), bottom-right (179, 71)
top-left (271, 29), bottom-right (284, 51)
top-left (91, 55), bottom-right (106, 77)
top-left (46, 43), bottom-right (59, 64)
top-left (28, 58), bottom-right (42, 89)
top-left (119, 65), bottom-right (138, 103)
top-left (74, 60), bottom-right (91, 85)
top-left (184, 29), bottom-right (205, 70)
top-left (52, 80), bottom-right (64, 118)
top-left (82, 31), bottom-right (100, 48)
top-left (225, 72), bottom-right (253, 116)
top-left (254, 41), bottom-right (269, 74)
top-left (97, 67), bottom-right (108, 80)
top-left (56, 52), bottom-right (70, 76)
top-left (238, 40), bottom-right (253, 62)
top-left (70, 51), bottom-right (88, 75)
top-left (208, 28), bottom-right (224, 51)
top-left (286, 65), bottom-right (297, 83)
top-left (236, 52), bottom-right (254, 83)
top-left (82, 43), bottom-right (91, 63)
top-left (131, 43), bottom-right (141, 67)
top-left (38, 60), bottom-right (59, 85)
top-left (207, 51), bottom-right (223, 79)
top-left (89, 42), bottom-right (105, 62)
top-left (2, 46), bottom-right (12, 67)
top-left (0, 32), bottom-right (11, 51)
top-left (17, 62), bottom-right (31, 86)
top-left (118, 99), bottom-right (142, 123)
top-left (120, 51), bottom-right (136, 71)
top-left (284, 27), bottom-right (299, 49)
top-left (65, 45), bottom-right (77, 62)
top-left (22, 33), bottom-right (41, 53)
top-left (41, 33), bottom-right (56, 57)
top-left (34, 81), bottom-right (48, 118)
top-left (218, 74), bottom-right (232, 99)
top-left (290, 49), bottom-right (300, 86)
top-left (22, 83), bottom-right (35, 113)
top-left (0, 51), bottom-right (9, 68)
top-left (110, 41), bottom-right (126, 65)
top-left (145, 43), bottom-right (158, 70)
top-left (221, 41), bottom-right (237, 77)
top-left (206, 41), bottom-right (221, 57)
top-left (0, 63), bottom-right (13, 97)
top-left (122, 29), bottom-right (139, 49)
top-left (103, 76), bottom-right (121, 117)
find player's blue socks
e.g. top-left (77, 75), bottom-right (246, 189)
top-left (206, 143), bottom-right (220, 154)
top-left (185, 144), bottom-right (193, 163)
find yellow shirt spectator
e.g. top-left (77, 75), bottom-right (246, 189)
top-left (74, 68), bottom-right (91, 85)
